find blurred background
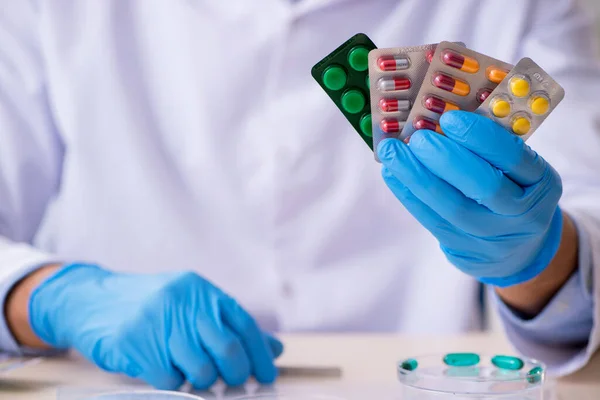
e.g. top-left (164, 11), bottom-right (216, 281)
top-left (585, 0), bottom-right (600, 39)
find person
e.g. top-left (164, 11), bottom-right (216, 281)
top-left (0, 0), bottom-right (599, 391)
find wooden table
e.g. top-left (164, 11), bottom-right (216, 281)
top-left (1, 333), bottom-right (599, 399)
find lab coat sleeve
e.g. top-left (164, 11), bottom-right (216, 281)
top-left (0, 3), bottom-right (64, 353)
top-left (495, 0), bottom-right (600, 376)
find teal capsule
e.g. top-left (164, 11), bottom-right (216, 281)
top-left (491, 355), bottom-right (524, 371)
top-left (443, 353), bottom-right (480, 367)
top-left (527, 366), bottom-right (544, 384)
top-left (400, 358), bottom-right (418, 371)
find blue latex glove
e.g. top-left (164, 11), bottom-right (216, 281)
top-left (378, 111), bottom-right (563, 287)
top-left (29, 264), bottom-right (283, 390)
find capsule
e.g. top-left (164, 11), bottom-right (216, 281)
top-left (477, 88), bottom-right (493, 104)
top-left (511, 115), bottom-right (531, 135)
top-left (399, 358), bottom-right (418, 372)
top-left (379, 98), bottom-right (411, 113)
top-left (490, 97), bottom-right (511, 118)
top-left (413, 117), bottom-right (444, 134)
top-left (441, 49), bottom-right (480, 73)
top-left (529, 94), bottom-right (550, 115)
top-left (432, 73), bottom-right (470, 96)
top-left (424, 96), bottom-right (459, 114)
top-left (426, 49), bottom-right (435, 64)
top-left (509, 76), bottom-right (531, 97)
top-left (527, 366), bottom-right (544, 384)
top-left (378, 77), bottom-right (412, 92)
top-left (491, 355), bottom-right (524, 371)
top-left (486, 66), bottom-right (509, 84)
top-left (380, 118), bottom-right (404, 134)
top-left (378, 55), bottom-right (410, 71)
top-left (443, 353), bottom-right (481, 367)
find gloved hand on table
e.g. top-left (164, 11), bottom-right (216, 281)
top-left (29, 264), bottom-right (283, 390)
top-left (378, 111), bottom-right (564, 287)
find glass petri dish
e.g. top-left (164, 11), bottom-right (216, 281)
top-left (85, 391), bottom-right (202, 400)
top-left (397, 353), bottom-right (545, 399)
top-left (231, 396), bottom-right (347, 400)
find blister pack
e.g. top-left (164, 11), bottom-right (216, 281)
top-left (311, 33), bottom-right (377, 149)
top-left (474, 57), bottom-right (565, 141)
top-left (401, 41), bottom-right (513, 140)
top-left (367, 44), bottom-right (440, 160)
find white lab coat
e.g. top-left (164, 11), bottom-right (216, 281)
top-left (0, 0), bottom-right (599, 375)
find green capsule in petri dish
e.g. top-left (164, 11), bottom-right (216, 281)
top-left (443, 353), bottom-right (480, 367)
top-left (527, 366), bottom-right (544, 384)
top-left (491, 355), bottom-right (524, 371)
top-left (400, 358), bottom-right (418, 372)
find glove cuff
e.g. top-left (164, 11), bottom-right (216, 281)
top-left (479, 206), bottom-right (564, 288)
top-left (29, 262), bottom-right (107, 349)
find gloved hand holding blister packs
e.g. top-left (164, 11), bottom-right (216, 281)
top-left (378, 111), bottom-right (563, 287)
top-left (29, 264), bottom-right (283, 390)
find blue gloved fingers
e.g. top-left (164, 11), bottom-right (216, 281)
top-left (378, 138), bottom-right (497, 236)
top-left (222, 297), bottom-right (279, 384)
top-left (382, 167), bottom-right (459, 238)
top-left (408, 130), bottom-right (528, 216)
top-left (440, 111), bottom-right (547, 187)
top-left (168, 322), bottom-right (219, 390)
top-left (265, 333), bottom-right (284, 358)
top-left (199, 318), bottom-right (252, 387)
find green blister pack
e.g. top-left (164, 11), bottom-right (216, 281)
top-left (311, 33), bottom-right (377, 150)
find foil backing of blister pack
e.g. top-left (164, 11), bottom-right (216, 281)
top-left (475, 57), bottom-right (565, 142)
top-left (402, 41), bottom-right (513, 139)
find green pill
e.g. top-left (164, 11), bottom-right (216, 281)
top-left (400, 358), bottom-right (418, 371)
top-left (348, 46), bottom-right (369, 72)
top-left (360, 114), bottom-right (372, 137)
top-left (443, 353), bottom-right (481, 367)
top-left (491, 355), bottom-right (524, 371)
top-left (527, 366), bottom-right (543, 384)
top-left (322, 66), bottom-right (347, 91)
top-left (341, 90), bottom-right (365, 114)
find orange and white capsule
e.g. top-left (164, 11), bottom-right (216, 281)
top-left (414, 117), bottom-right (444, 134)
top-left (441, 49), bottom-right (480, 73)
top-left (379, 98), bottom-right (411, 113)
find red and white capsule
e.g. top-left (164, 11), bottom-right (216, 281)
top-left (377, 77), bottom-right (412, 92)
top-left (379, 98), bottom-right (411, 113)
top-left (378, 55), bottom-right (410, 71)
top-left (380, 118), bottom-right (405, 134)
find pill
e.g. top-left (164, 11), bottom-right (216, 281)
top-left (433, 73), bottom-right (470, 96)
top-left (527, 366), bottom-right (544, 384)
top-left (443, 353), bottom-right (481, 367)
top-left (378, 55), bottom-right (410, 71)
top-left (491, 355), bottom-right (524, 371)
top-left (379, 98), bottom-right (411, 113)
top-left (380, 118), bottom-right (404, 134)
top-left (378, 77), bottom-right (412, 92)
top-left (322, 65), bottom-right (347, 91)
top-left (477, 88), bottom-right (493, 104)
top-left (530, 95), bottom-right (550, 115)
top-left (399, 358), bottom-right (418, 372)
top-left (360, 114), bottom-right (372, 137)
top-left (426, 50), bottom-right (435, 64)
top-left (509, 76), bottom-right (530, 97)
top-left (413, 117), bottom-right (444, 134)
top-left (424, 96), bottom-right (459, 114)
top-left (348, 46), bottom-right (369, 72)
top-left (491, 98), bottom-right (511, 118)
top-left (486, 66), bottom-right (509, 84)
top-left (441, 49), bottom-right (480, 73)
top-left (512, 116), bottom-right (531, 135)
top-left (341, 90), bottom-right (365, 114)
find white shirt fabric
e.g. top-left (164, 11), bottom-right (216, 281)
top-left (0, 0), bottom-right (599, 376)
